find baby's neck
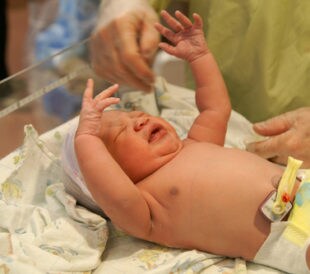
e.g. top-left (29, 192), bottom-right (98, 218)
top-left (128, 147), bottom-right (184, 184)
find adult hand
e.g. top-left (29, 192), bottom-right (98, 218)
top-left (90, 0), bottom-right (160, 91)
top-left (246, 107), bottom-right (310, 168)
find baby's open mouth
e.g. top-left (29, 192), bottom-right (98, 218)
top-left (148, 126), bottom-right (166, 143)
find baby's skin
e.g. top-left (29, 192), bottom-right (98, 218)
top-left (74, 10), bottom-right (309, 265)
top-left (77, 106), bottom-right (283, 260)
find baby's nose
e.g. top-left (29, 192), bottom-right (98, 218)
top-left (134, 118), bottom-right (149, 131)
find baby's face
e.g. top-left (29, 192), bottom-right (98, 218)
top-left (99, 110), bottom-right (183, 182)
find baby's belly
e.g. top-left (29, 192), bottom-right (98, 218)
top-left (144, 143), bottom-right (284, 259)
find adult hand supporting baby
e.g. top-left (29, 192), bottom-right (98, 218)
top-left (90, 0), bottom-right (159, 91)
top-left (246, 107), bottom-right (310, 168)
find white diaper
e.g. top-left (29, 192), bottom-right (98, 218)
top-left (61, 124), bottom-right (104, 215)
top-left (253, 221), bottom-right (310, 273)
top-left (254, 160), bottom-right (310, 273)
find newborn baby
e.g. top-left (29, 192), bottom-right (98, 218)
top-left (67, 10), bottom-right (310, 273)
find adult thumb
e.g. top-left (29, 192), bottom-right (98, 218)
top-left (139, 20), bottom-right (160, 64)
top-left (253, 113), bottom-right (292, 136)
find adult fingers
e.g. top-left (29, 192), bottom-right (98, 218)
top-left (253, 112), bottom-right (293, 136)
top-left (246, 136), bottom-right (282, 160)
top-left (91, 19), bottom-right (153, 91)
top-left (139, 18), bottom-right (160, 65)
top-left (247, 129), bottom-right (310, 168)
top-left (118, 7), bottom-right (158, 89)
top-left (267, 155), bottom-right (291, 167)
top-left (250, 108), bottom-right (310, 168)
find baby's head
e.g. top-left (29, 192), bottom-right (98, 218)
top-left (98, 110), bottom-right (183, 182)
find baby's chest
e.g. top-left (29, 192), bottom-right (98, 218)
top-left (143, 163), bottom-right (216, 214)
top-left (144, 148), bottom-right (276, 215)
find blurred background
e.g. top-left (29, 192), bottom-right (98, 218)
top-left (4, 0), bottom-right (28, 77)
top-left (1, 0), bottom-right (30, 158)
top-left (1, 0), bottom-right (103, 158)
top-left (0, 0), bottom-right (187, 159)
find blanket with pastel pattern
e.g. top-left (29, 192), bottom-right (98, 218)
top-left (0, 79), bottom-right (282, 273)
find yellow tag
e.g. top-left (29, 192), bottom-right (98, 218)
top-left (272, 157), bottom-right (303, 215)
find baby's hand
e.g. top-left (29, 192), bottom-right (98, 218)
top-left (155, 10), bottom-right (208, 63)
top-left (76, 79), bottom-right (120, 137)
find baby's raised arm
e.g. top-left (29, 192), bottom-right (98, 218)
top-left (75, 79), bottom-right (152, 238)
top-left (155, 11), bottom-right (231, 145)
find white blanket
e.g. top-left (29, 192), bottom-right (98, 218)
top-left (0, 79), bottom-right (282, 274)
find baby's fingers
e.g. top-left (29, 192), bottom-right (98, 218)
top-left (81, 79), bottom-right (95, 110)
top-left (158, 42), bottom-right (178, 56)
top-left (175, 11), bottom-right (192, 29)
top-left (95, 97), bottom-right (120, 112)
top-left (160, 10), bottom-right (183, 32)
top-left (94, 84), bottom-right (119, 101)
top-left (192, 13), bottom-right (203, 28)
top-left (83, 78), bottom-right (94, 100)
top-left (94, 84), bottom-right (120, 111)
top-left (154, 23), bottom-right (177, 44)
top-left (82, 80), bottom-right (120, 112)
